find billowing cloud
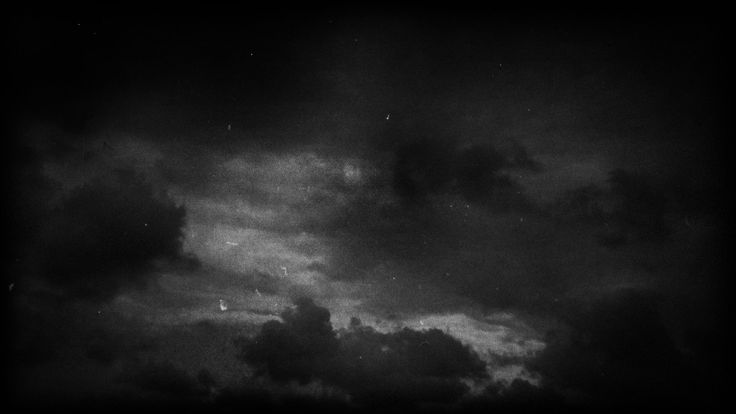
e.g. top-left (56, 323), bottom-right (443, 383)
top-left (236, 298), bottom-right (488, 409)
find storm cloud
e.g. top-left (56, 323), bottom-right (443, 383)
top-left (6, 11), bottom-right (728, 413)
top-left (237, 298), bottom-right (488, 409)
top-left (527, 288), bottom-right (705, 409)
top-left (38, 168), bottom-right (190, 300)
top-left (392, 136), bottom-right (537, 212)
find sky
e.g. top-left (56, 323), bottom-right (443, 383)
top-left (4, 12), bottom-right (730, 413)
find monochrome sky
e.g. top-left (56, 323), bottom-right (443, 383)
top-left (5, 12), bottom-right (729, 412)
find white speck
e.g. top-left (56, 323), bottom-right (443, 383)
top-left (255, 288), bottom-right (262, 297)
top-left (280, 266), bottom-right (288, 277)
top-left (144, 223), bottom-right (148, 227)
top-left (219, 299), bottom-right (228, 312)
top-left (520, 217), bottom-right (524, 222)
top-left (97, 310), bottom-right (103, 316)
top-left (226, 241), bottom-right (239, 246)
top-left (227, 123), bottom-right (231, 131)
top-left (385, 113), bottom-right (390, 120)
top-left (499, 63), bottom-right (502, 68)
top-left (419, 320), bottom-right (424, 326)
top-left (9, 283), bottom-right (14, 292)
top-left (250, 51), bottom-right (254, 56)
top-left (527, 108), bottom-right (531, 112)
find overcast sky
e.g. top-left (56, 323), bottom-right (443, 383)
top-left (5, 12), bottom-right (729, 413)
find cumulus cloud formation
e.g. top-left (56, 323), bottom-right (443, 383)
top-left (236, 298), bottom-right (488, 409)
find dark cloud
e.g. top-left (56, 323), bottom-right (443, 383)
top-left (391, 132), bottom-right (538, 212)
top-left (528, 289), bottom-right (702, 409)
top-left (117, 360), bottom-right (212, 398)
top-left (453, 144), bottom-right (533, 211)
top-left (10, 293), bottom-right (160, 371)
top-left (553, 168), bottom-right (670, 248)
top-left (602, 169), bottom-right (669, 244)
top-left (5, 12), bottom-right (727, 413)
top-left (458, 379), bottom-right (566, 413)
top-left (393, 137), bottom-right (456, 202)
top-left (39, 168), bottom-right (191, 300)
top-left (236, 297), bottom-right (339, 383)
top-left (84, 326), bottom-right (159, 366)
top-left (213, 384), bottom-right (352, 414)
top-left (11, 300), bottom-right (70, 366)
top-left (237, 298), bottom-right (487, 409)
